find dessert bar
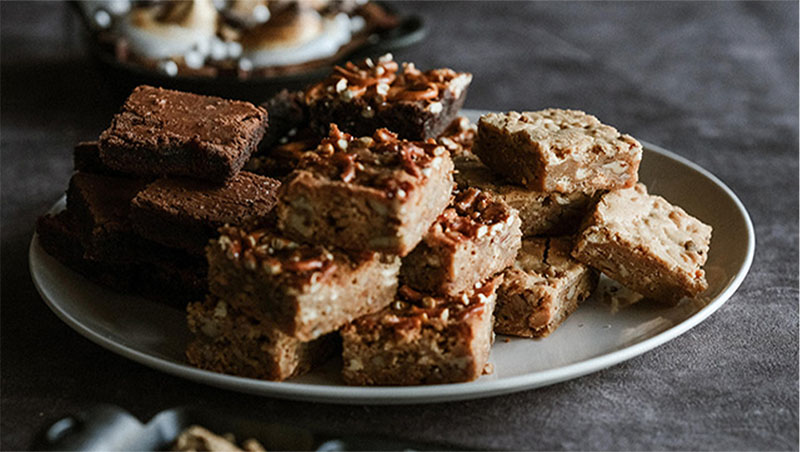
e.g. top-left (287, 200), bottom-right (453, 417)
top-left (473, 109), bottom-right (642, 192)
top-left (572, 183), bottom-right (712, 305)
top-left (341, 281), bottom-right (499, 386)
top-left (207, 224), bottom-right (400, 341)
top-left (401, 187), bottom-right (521, 296)
top-left (99, 85), bottom-right (268, 183)
top-left (129, 171), bottom-right (280, 255)
top-left (305, 54), bottom-right (472, 140)
top-left (186, 296), bottom-right (338, 381)
top-left (276, 127), bottom-right (454, 256)
top-left (496, 237), bottom-right (598, 338)
top-left (453, 153), bottom-right (594, 236)
top-left (258, 89), bottom-right (309, 151)
top-left (36, 211), bottom-right (206, 304)
top-left (66, 172), bottom-right (150, 262)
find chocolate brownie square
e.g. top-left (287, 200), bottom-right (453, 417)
top-left (474, 109), bottom-right (642, 192)
top-left (401, 188), bottom-right (521, 296)
top-left (453, 153), bottom-right (595, 236)
top-left (305, 54), bottom-right (472, 140)
top-left (341, 280), bottom-right (499, 386)
top-left (572, 183), bottom-right (712, 305)
top-left (99, 85), bottom-right (268, 183)
top-left (186, 296), bottom-right (338, 381)
top-left (258, 89), bottom-right (309, 151)
top-left (207, 224), bottom-right (400, 341)
top-left (129, 171), bottom-right (280, 255)
top-left (496, 237), bottom-right (599, 338)
top-left (276, 127), bottom-right (454, 256)
top-left (66, 172), bottom-right (151, 262)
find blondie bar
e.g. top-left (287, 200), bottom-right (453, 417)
top-left (453, 153), bottom-right (594, 236)
top-left (572, 183), bottom-right (712, 305)
top-left (401, 188), bottom-right (521, 296)
top-left (305, 54), bottom-right (472, 140)
top-left (473, 109), bottom-right (642, 192)
top-left (129, 172), bottom-right (280, 255)
top-left (99, 85), bottom-right (268, 183)
top-left (207, 224), bottom-right (400, 341)
top-left (496, 237), bottom-right (598, 338)
top-left (276, 126), bottom-right (454, 256)
top-left (341, 281), bottom-right (499, 386)
top-left (186, 296), bottom-right (337, 381)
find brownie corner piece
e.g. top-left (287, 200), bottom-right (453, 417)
top-left (496, 237), bottom-right (598, 338)
top-left (572, 183), bottom-right (712, 305)
top-left (206, 224), bottom-right (400, 341)
top-left (99, 85), bottom-right (268, 182)
top-left (305, 54), bottom-right (472, 140)
top-left (401, 187), bottom-right (522, 296)
top-left (341, 280), bottom-right (500, 386)
top-left (474, 109), bottom-right (642, 192)
top-left (276, 127), bottom-right (454, 256)
top-left (186, 296), bottom-right (338, 381)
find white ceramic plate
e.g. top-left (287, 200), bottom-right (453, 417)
top-left (30, 110), bottom-right (754, 404)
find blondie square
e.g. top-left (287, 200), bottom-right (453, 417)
top-left (129, 171), bottom-right (280, 255)
top-left (305, 54), bottom-right (472, 140)
top-left (453, 153), bottom-right (595, 236)
top-left (572, 183), bottom-right (712, 305)
top-left (341, 281), bottom-right (499, 386)
top-left (401, 188), bottom-right (521, 296)
top-left (207, 224), bottom-right (400, 341)
top-left (276, 126), bottom-right (454, 257)
top-left (473, 109), bottom-right (642, 192)
top-left (99, 85), bottom-right (268, 183)
top-left (496, 237), bottom-right (598, 338)
top-left (186, 296), bottom-right (338, 381)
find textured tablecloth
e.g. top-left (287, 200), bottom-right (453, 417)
top-left (2, 2), bottom-right (797, 450)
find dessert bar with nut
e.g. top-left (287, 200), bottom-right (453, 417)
top-left (129, 171), bottom-right (280, 255)
top-left (186, 296), bottom-right (338, 381)
top-left (571, 183), bottom-right (712, 305)
top-left (401, 187), bottom-right (521, 297)
top-left (473, 109), bottom-right (642, 193)
top-left (453, 153), bottom-right (595, 236)
top-left (496, 237), bottom-right (598, 338)
top-left (99, 85), bottom-right (269, 183)
top-left (276, 126), bottom-right (454, 257)
top-left (305, 54), bottom-right (472, 140)
top-left (341, 281), bottom-right (499, 386)
top-left (207, 224), bottom-right (400, 341)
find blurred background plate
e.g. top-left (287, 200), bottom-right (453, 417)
top-left (72, 1), bottom-right (426, 101)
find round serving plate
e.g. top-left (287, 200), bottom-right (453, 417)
top-left (30, 110), bottom-right (754, 404)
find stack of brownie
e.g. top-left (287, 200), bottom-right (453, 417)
top-left (37, 85), bottom-right (277, 305)
top-left (37, 53), bottom-right (714, 387)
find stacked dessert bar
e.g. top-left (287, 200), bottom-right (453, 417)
top-left (38, 54), bottom-right (713, 387)
top-left (37, 85), bottom-right (276, 305)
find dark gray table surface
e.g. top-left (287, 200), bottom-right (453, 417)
top-left (2, 1), bottom-right (798, 450)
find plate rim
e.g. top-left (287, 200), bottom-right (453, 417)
top-left (29, 132), bottom-right (755, 405)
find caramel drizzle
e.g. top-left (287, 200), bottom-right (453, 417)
top-left (218, 225), bottom-right (337, 276)
top-left (305, 56), bottom-right (461, 105)
top-left (436, 188), bottom-right (511, 240)
top-left (299, 125), bottom-right (443, 195)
